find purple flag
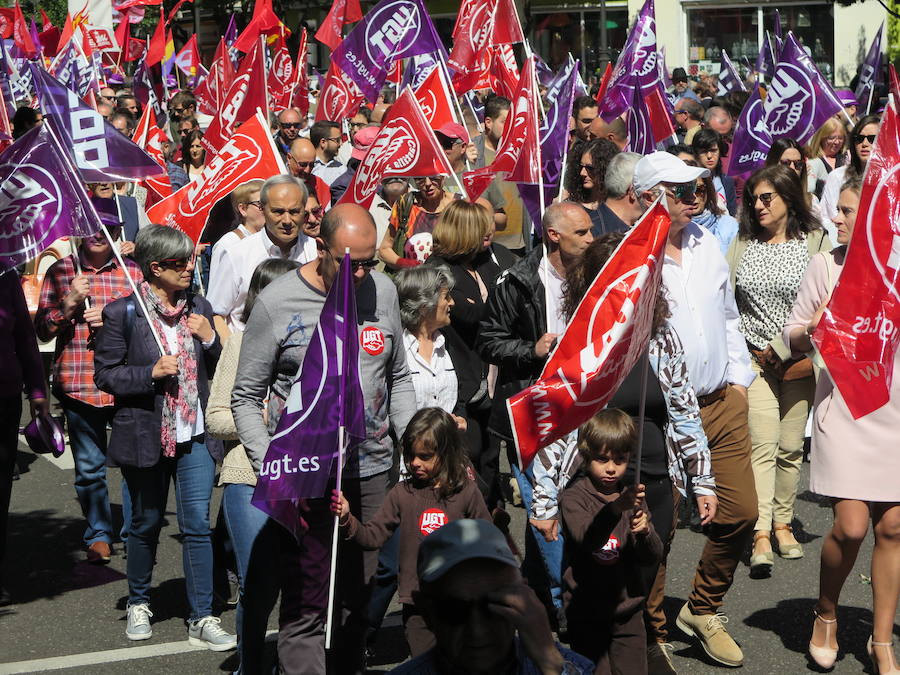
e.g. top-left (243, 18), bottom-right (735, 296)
top-left (717, 49), bottom-right (746, 96)
top-left (252, 255), bottom-right (366, 540)
top-left (855, 23), bottom-right (884, 112)
top-left (0, 42), bottom-right (17, 117)
top-left (755, 33), bottom-right (775, 80)
top-left (766, 32), bottom-right (843, 146)
top-left (627, 75), bottom-right (655, 155)
top-left (598, 0), bottom-right (659, 122)
top-left (50, 41), bottom-right (97, 98)
top-left (0, 124), bottom-right (101, 272)
top-left (773, 9), bottom-right (782, 39)
top-left (534, 53), bottom-right (554, 87)
top-left (31, 65), bottom-right (164, 183)
top-left (659, 47), bottom-right (672, 91)
top-left (400, 52), bottom-right (438, 92)
top-left (224, 14), bottom-right (241, 69)
top-left (727, 85), bottom-right (769, 177)
top-left (333, 0), bottom-right (443, 101)
top-left (132, 61), bottom-right (167, 127)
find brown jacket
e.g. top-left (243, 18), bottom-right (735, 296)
top-left (560, 475), bottom-right (663, 622)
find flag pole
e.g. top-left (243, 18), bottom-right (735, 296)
top-left (866, 84), bottom-right (875, 117)
top-left (633, 350), bottom-right (649, 486)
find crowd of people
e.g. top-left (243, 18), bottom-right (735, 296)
top-left (1, 54), bottom-right (899, 675)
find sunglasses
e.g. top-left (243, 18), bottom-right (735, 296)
top-left (664, 182), bottom-right (697, 201)
top-left (243, 200), bottom-right (263, 210)
top-left (307, 206), bottom-right (325, 219)
top-left (414, 176), bottom-right (442, 184)
top-left (291, 158), bottom-right (314, 168)
top-left (156, 255), bottom-right (195, 271)
top-left (579, 163), bottom-right (595, 173)
top-left (179, 128), bottom-right (192, 135)
top-left (749, 192), bottom-right (778, 207)
top-left (854, 134), bottom-right (877, 145)
top-left (281, 122), bottom-right (302, 129)
top-left (349, 121), bottom-right (366, 129)
top-left (779, 158), bottom-right (804, 169)
top-left (330, 251), bottom-right (378, 271)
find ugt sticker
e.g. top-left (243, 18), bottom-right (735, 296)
top-left (419, 508), bottom-right (447, 536)
top-left (360, 326), bottom-right (384, 355)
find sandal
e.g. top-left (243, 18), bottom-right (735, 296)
top-left (773, 523), bottom-right (804, 559)
top-left (750, 530), bottom-right (774, 577)
top-left (868, 636), bottom-right (900, 674)
top-left (808, 610), bottom-right (838, 669)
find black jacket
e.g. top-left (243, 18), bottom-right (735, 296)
top-left (94, 293), bottom-right (223, 468)
top-left (475, 247), bottom-right (547, 440)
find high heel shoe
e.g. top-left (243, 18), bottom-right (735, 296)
top-left (867, 636), bottom-right (900, 674)
top-left (808, 610), bottom-right (838, 669)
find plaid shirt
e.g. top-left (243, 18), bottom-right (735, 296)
top-left (35, 252), bottom-right (141, 408)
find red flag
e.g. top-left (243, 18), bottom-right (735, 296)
top-left (13, 1), bottom-right (37, 58)
top-left (292, 28), bottom-right (310, 116)
top-left (0, 9), bottom-right (13, 39)
top-left (195, 38), bottom-right (233, 115)
top-left (492, 0), bottom-right (524, 44)
top-left (233, 0), bottom-right (287, 53)
top-left (267, 31), bottom-right (294, 112)
top-left (315, 59), bottom-right (364, 123)
top-left (145, 9), bottom-right (166, 65)
top-left (338, 87), bottom-right (455, 210)
top-left (133, 104), bottom-right (172, 208)
top-left (508, 200), bottom-right (671, 468)
top-left (386, 59), bottom-right (403, 85)
top-left (890, 64), bottom-right (900, 107)
top-left (450, 0), bottom-right (524, 94)
top-left (0, 85), bottom-right (12, 153)
top-left (203, 38), bottom-right (269, 154)
top-left (125, 34), bottom-right (145, 61)
top-left (166, 0), bottom-right (195, 25)
top-left (39, 9), bottom-right (52, 29)
top-left (595, 62), bottom-right (612, 106)
top-left (812, 101), bottom-right (900, 419)
top-left (645, 84), bottom-right (676, 144)
top-left (149, 111), bottom-right (286, 242)
top-left (38, 24), bottom-right (61, 57)
top-left (174, 34), bottom-right (200, 78)
top-left (489, 44), bottom-right (520, 100)
top-left (114, 0), bottom-right (163, 10)
top-left (414, 67), bottom-right (456, 129)
top-left (315, 0), bottom-right (362, 51)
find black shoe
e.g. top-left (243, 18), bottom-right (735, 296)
top-left (647, 642), bottom-right (677, 675)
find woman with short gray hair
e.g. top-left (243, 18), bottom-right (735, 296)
top-left (94, 224), bottom-right (236, 650)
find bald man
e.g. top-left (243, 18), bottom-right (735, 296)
top-left (289, 137), bottom-right (332, 210)
top-left (587, 116), bottom-right (628, 151)
top-left (232, 202), bottom-right (415, 674)
top-left (275, 108), bottom-right (304, 155)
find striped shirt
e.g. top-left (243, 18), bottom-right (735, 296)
top-left (35, 252), bottom-right (141, 408)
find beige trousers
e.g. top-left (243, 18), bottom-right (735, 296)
top-left (747, 360), bottom-right (815, 531)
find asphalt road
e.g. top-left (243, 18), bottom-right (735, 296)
top-left (1, 437), bottom-right (897, 674)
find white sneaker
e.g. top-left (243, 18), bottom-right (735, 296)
top-left (188, 615), bottom-right (237, 652)
top-left (126, 603), bottom-right (153, 641)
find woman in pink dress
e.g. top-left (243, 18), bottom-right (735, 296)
top-left (783, 176), bottom-right (900, 674)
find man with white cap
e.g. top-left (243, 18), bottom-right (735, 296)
top-left (633, 152), bottom-right (756, 669)
top-left (392, 519), bottom-right (594, 674)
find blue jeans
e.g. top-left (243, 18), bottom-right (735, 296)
top-left (122, 438), bottom-right (216, 621)
top-left (222, 482), bottom-right (280, 674)
top-left (62, 397), bottom-right (115, 546)
top-left (512, 464), bottom-right (564, 612)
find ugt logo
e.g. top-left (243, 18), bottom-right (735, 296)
top-left (365, 0), bottom-right (421, 63)
top-left (66, 90), bottom-right (109, 170)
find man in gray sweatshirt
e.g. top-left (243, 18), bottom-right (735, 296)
top-left (232, 203), bottom-right (416, 674)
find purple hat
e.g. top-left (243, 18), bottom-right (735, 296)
top-left (835, 89), bottom-right (859, 107)
top-left (23, 413), bottom-right (65, 458)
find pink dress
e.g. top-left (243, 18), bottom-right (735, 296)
top-left (783, 249), bottom-right (900, 502)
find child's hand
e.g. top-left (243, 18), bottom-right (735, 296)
top-left (330, 489), bottom-right (350, 525)
top-left (615, 483), bottom-right (645, 512)
top-left (631, 508), bottom-right (650, 536)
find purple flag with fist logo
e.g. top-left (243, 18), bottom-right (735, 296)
top-left (854, 23), bottom-right (883, 112)
top-left (333, 0), bottom-right (443, 102)
top-left (252, 255), bottom-right (366, 540)
top-left (727, 85), bottom-right (770, 177)
top-left (0, 124), bottom-right (101, 273)
top-left (598, 0), bottom-right (658, 122)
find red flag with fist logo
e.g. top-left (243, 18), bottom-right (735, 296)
top-left (812, 102), bottom-right (900, 418)
top-left (413, 67), bottom-right (455, 129)
top-left (508, 200), bottom-right (670, 468)
top-left (315, 59), bottom-right (364, 123)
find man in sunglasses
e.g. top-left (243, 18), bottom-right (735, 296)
top-left (274, 108), bottom-right (304, 157)
top-left (634, 152), bottom-right (756, 669)
top-left (397, 519), bottom-right (593, 674)
top-left (310, 120), bottom-right (347, 187)
top-left (233, 203), bottom-right (416, 674)
top-left (288, 137), bottom-right (332, 211)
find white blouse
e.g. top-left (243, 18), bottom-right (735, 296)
top-left (402, 330), bottom-right (458, 413)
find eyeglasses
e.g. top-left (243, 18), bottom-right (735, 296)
top-left (749, 192), bottom-right (778, 207)
top-left (780, 158), bottom-right (805, 170)
top-left (243, 200), bottom-right (263, 210)
top-left (156, 255), bottom-right (195, 271)
top-left (435, 595), bottom-right (494, 625)
top-left (579, 163), bottom-right (595, 173)
top-left (179, 128), bottom-right (192, 136)
top-left (825, 135), bottom-right (844, 143)
top-left (854, 134), bottom-right (877, 145)
top-left (414, 176), bottom-right (442, 185)
top-left (325, 136), bottom-right (342, 144)
top-left (307, 206), bottom-right (325, 219)
top-left (171, 106), bottom-right (186, 114)
top-left (281, 122), bottom-right (302, 129)
top-left (664, 182), bottom-right (697, 201)
top-left (290, 158), bottom-right (314, 168)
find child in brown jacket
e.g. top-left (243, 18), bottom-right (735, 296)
top-left (560, 408), bottom-right (664, 674)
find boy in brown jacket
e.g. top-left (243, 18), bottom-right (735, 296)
top-left (560, 409), bottom-right (664, 674)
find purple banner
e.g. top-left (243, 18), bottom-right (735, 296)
top-left (627, 74), bottom-right (655, 155)
top-left (727, 84), bottom-right (769, 177)
top-left (50, 41), bottom-right (97, 98)
top-left (31, 65), bottom-right (163, 183)
top-left (598, 0), bottom-right (659, 122)
top-left (333, 0), bottom-right (443, 101)
top-left (252, 255), bottom-right (366, 540)
top-left (854, 22), bottom-right (883, 111)
top-left (0, 124), bottom-right (101, 272)
top-left (717, 49), bottom-right (746, 96)
top-left (400, 52), bottom-right (438, 92)
top-left (755, 33), bottom-right (775, 80)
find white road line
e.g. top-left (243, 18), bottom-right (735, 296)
top-left (0, 640), bottom-right (207, 674)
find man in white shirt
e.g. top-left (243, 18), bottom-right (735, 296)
top-left (634, 152), bottom-right (756, 669)
top-left (309, 120), bottom-right (346, 186)
top-left (209, 180), bottom-right (266, 279)
top-left (207, 175), bottom-right (318, 338)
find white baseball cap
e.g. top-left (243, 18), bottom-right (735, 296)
top-left (632, 151), bottom-right (710, 195)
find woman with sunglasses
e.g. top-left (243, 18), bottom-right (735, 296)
top-left (806, 117), bottom-right (848, 198)
top-left (181, 129), bottom-right (206, 184)
top-left (765, 139), bottom-right (822, 223)
top-left (379, 175), bottom-right (456, 270)
top-left (94, 225), bottom-right (235, 650)
top-left (784, 177), bottom-right (900, 674)
top-left (564, 139), bottom-right (623, 235)
top-left (725, 165), bottom-right (832, 579)
top-left (820, 114), bottom-right (879, 225)
top-left (692, 128), bottom-right (738, 216)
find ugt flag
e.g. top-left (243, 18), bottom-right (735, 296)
top-left (333, 0), bottom-right (443, 102)
top-left (508, 200), bottom-right (670, 468)
top-left (0, 123), bottom-right (101, 272)
top-left (252, 254), bottom-right (366, 540)
top-left (854, 23), bottom-right (884, 113)
top-left (812, 101), bottom-right (899, 419)
top-left (717, 49), bottom-right (746, 96)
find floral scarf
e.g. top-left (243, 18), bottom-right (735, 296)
top-left (139, 281), bottom-right (199, 457)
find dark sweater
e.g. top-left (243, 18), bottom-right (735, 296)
top-left (344, 478), bottom-right (490, 603)
top-left (560, 476), bottom-right (663, 622)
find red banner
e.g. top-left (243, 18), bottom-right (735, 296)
top-left (338, 87), bottom-right (454, 210)
top-left (812, 102), bottom-right (900, 418)
top-left (413, 67), bottom-right (455, 129)
top-left (293, 28), bottom-right (310, 116)
top-left (508, 201), bottom-right (670, 468)
top-left (314, 0), bottom-right (362, 51)
top-left (194, 38), bottom-right (232, 115)
top-left (315, 59), bottom-right (364, 123)
top-left (133, 104), bottom-right (172, 208)
top-left (148, 111), bottom-right (286, 242)
top-left (267, 32), bottom-right (294, 112)
top-left (489, 44), bottom-right (519, 100)
top-left (449, 0), bottom-right (524, 94)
